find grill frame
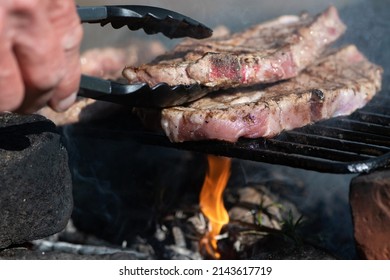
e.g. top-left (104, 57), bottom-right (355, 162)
top-left (71, 90), bottom-right (390, 174)
top-left (127, 91), bottom-right (390, 174)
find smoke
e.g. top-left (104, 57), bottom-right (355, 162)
top-left (60, 125), bottom-right (124, 241)
top-left (337, 0), bottom-right (390, 90)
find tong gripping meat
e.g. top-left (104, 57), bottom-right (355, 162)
top-left (77, 5), bottom-right (212, 108)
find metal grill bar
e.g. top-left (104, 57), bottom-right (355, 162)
top-left (279, 131), bottom-right (390, 156)
top-left (328, 119), bottom-right (390, 136)
top-left (130, 131), bottom-right (389, 174)
top-left (297, 124), bottom-right (390, 147)
top-left (263, 139), bottom-right (371, 162)
top-left (352, 111), bottom-right (390, 126)
top-left (361, 105), bottom-right (390, 115)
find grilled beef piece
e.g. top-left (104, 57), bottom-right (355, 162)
top-left (123, 6), bottom-right (346, 88)
top-left (153, 45), bottom-right (382, 142)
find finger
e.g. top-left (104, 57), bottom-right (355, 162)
top-left (47, 1), bottom-right (83, 111)
top-left (48, 43), bottom-right (83, 112)
top-left (0, 46), bottom-right (24, 112)
top-left (15, 81), bottom-right (54, 114)
top-left (11, 0), bottom-right (66, 104)
top-left (0, 8), bottom-right (24, 112)
top-left (48, 17), bottom-right (83, 111)
top-left (47, 65), bottom-right (80, 113)
top-left (47, 53), bottom-right (80, 112)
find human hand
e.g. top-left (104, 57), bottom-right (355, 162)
top-left (0, 0), bottom-right (83, 113)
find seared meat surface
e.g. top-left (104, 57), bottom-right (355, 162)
top-left (123, 6), bottom-right (346, 88)
top-left (153, 45), bottom-right (382, 142)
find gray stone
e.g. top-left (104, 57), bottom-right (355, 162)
top-left (0, 113), bottom-right (72, 249)
top-left (350, 170), bottom-right (390, 259)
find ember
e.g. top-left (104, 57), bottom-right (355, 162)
top-left (199, 155), bottom-right (231, 259)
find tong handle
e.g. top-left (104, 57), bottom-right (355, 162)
top-left (78, 75), bottom-right (209, 108)
top-left (77, 5), bottom-right (212, 39)
top-left (78, 75), bottom-right (146, 97)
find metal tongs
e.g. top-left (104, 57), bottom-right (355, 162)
top-left (77, 5), bottom-right (213, 108)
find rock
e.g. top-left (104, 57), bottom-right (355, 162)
top-left (0, 113), bottom-right (72, 249)
top-left (228, 186), bottom-right (298, 229)
top-left (350, 170), bottom-right (390, 259)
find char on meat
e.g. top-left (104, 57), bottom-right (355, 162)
top-left (123, 6), bottom-right (346, 88)
top-left (139, 45), bottom-right (382, 142)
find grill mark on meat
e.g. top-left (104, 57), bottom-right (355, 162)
top-left (209, 53), bottom-right (242, 84)
top-left (123, 6), bottom-right (346, 88)
top-left (147, 45), bottom-right (382, 143)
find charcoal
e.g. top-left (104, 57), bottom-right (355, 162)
top-left (0, 113), bottom-right (72, 249)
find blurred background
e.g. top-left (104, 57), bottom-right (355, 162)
top-left (76, 0), bottom-right (360, 50)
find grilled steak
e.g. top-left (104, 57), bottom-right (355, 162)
top-left (151, 45), bottom-right (382, 142)
top-left (123, 6), bottom-right (346, 88)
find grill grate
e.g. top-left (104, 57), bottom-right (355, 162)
top-left (130, 90), bottom-right (390, 174)
top-left (72, 90), bottom-right (390, 174)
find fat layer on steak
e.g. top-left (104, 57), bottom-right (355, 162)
top-left (123, 6), bottom-right (346, 88)
top-left (156, 45), bottom-right (382, 142)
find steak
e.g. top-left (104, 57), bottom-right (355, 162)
top-left (152, 45), bottom-right (382, 142)
top-left (123, 6), bottom-right (346, 88)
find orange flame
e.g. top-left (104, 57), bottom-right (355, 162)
top-left (199, 155), bottom-right (231, 259)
